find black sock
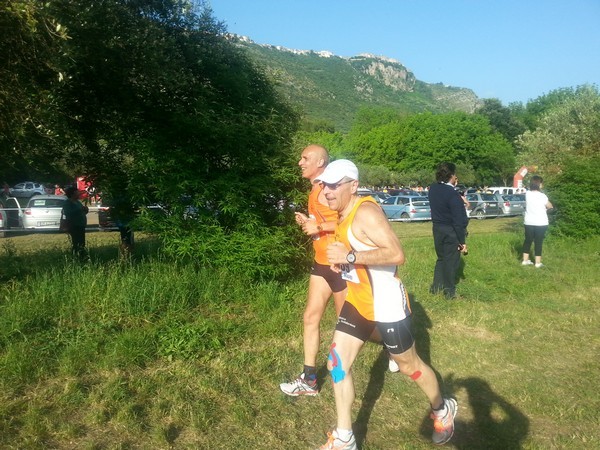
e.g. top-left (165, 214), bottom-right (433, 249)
top-left (432, 400), bottom-right (446, 413)
top-left (303, 365), bottom-right (317, 382)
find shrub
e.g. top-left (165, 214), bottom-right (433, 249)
top-left (548, 155), bottom-right (600, 238)
top-left (159, 219), bottom-right (310, 281)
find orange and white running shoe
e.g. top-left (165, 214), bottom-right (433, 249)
top-left (317, 430), bottom-right (357, 450)
top-left (431, 398), bottom-right (458, 445)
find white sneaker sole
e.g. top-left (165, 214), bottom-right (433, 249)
top-left (279, 384), bottom-right (319, 397)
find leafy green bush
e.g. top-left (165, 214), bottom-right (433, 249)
top-left (548, 155), bottom-right (600, 238)
top-left (159, 219), bottom-right (310, 281)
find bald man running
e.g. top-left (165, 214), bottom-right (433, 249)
top-left (279, 145), bottom-right (347, 396)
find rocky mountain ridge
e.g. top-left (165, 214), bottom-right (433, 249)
top-left (229, 35), bottom-right (482, 131)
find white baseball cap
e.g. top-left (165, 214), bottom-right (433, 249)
top-left (315, 159), bottom-right (359, 184)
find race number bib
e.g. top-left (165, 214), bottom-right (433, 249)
top-left (340, 264), bottom-right (359, 283)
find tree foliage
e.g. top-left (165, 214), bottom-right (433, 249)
top-left (346, 110), bottom-right (515, 185)
top-left (45, 1), bottom-right (299, 223)
top-left (4, 1), bottom-right (597, 250)
top-left (0, 1), bottom-right (69, 182)
top-left (548, 155), bottom-right (600, 238)
top-left (476, 98), bottom-right (526, 144)
top-left (517, 84), bottom-right (600, 238)
top-left (2, 0), bottom-right (307, 277)
top-left (512, 86), bottom-right (588, 131)
top-left (517, 84), bottom-right (600, 178)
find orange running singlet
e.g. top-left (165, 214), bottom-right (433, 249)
top-left (308, 184), bottom-right (338, 265)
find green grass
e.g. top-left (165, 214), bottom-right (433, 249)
top-left (0, 219), bottom-right (598, 449)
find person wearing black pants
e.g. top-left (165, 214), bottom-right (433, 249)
top-left (521, 175), bottom-right (552, 268)
top-left (63, 185), bottom-right (89, 260)
top-left (428, 162), bottom-right (469, 299)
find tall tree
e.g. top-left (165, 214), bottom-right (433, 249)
top-left (0, 1), bottom-right (69, 182)
top-left (349, 112), bottom-right (515, 185)
top-left (476, 98), bottom-right (526, 144)
top-left (49, 0), bottom-right (299, 227)
top-left (517, 84), bottom-right (600, 177)
top-left (513, 86), bottom-right (587, 131)
top-left (517, 84), bottom-right (600, 238)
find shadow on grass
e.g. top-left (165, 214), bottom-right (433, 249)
top-left (354, 350), bottom-right (387, 447)
top-left (410, 297), bottom-right (433, 366)
top-left (419, 375), bottom-right (530, 449)
top-left (513, 238), bottom-right (525, 262)
top-left (353, 295), bottom-right (440, 448)
top-left (501, 218), bottom-right (524, 234)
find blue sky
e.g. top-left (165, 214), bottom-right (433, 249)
top-left (209, 0), bottom-right (600, 105)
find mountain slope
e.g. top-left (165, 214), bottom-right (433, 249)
top-left (230, 35), bottom-right (482, 131)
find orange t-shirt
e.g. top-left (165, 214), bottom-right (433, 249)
top-left (308, 185), bottom-right (338, 265)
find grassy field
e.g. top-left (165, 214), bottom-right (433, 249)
top-left (0, 218), bottom-right (598, 449)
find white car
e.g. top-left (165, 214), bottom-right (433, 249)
top-left (22, 195), bottom-right (67, 230)
top-left (0, 196), bottom-right (23, 236)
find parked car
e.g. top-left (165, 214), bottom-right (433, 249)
top-left (22, 195), bottom-right (66, 230)
top-left (387, 188), bottom-right (421, 197)
top-left (372, 191), bottom-right (390, 203)
top-left (496, 193), bottom-right (526, 216)
top-left (487, 186), bottom-right (518, 195)
top-left (381, 195), bottom-right (431, 221)
top-left (357, 188), bottom-right (389, 204)
top-left (465, 193), bottom-right (502, 219)
top-left (9, 181), bottom-right (52, 198)
top-left (0, 197), bottom-right (24, 235)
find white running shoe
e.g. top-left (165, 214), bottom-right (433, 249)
top-left (279, 373), bottom-right (318, 397)
top-left (431, 398), bottom-right (458, 445)
top-left (317, 430), bottom-right (357, 450)
top-left (388, 356), bottom-right (400, 373)
top-left (521, 260), bottom-right (534, 266)
top-left (535, 263), bottom-right (544, 268)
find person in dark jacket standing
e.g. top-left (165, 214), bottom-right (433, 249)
top-left (428, 162), bottom-right (468, 299)
top-left (63, 185), bottom-right (89, 260)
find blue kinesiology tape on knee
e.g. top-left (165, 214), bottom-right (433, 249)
top-left (328, 343), bottom-right (346, 383)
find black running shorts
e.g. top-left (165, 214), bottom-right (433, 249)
top-left (311, 262), bottom-right (347, 293)
top-left (335, 302), bottom-right (414, 355)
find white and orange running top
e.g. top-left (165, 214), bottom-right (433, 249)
top-left (336, 196), bottom-right (411, 322)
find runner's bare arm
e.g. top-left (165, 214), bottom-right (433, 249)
top-left (351, 202), bottom-right (405, 266)
top-left (326, 202), bottom-right (404, 266)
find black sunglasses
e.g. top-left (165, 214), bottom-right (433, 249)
top-left (319, 180), bottom-right (353, 190)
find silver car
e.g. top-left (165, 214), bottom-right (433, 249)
top-left (22, 195), bottom-right (66, 230)
top-left (9, 181), bottom-right (51, 198)
top-left (381, 195), bottom-right (431, 221)
top-left (497, 193), bottom-right (526, 216)
top-left (465, 193), bottom-right (502, 219)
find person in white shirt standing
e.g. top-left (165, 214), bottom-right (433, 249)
top-left (522, 176), bottom-right (553, 268)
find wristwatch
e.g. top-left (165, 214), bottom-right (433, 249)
top-left (346, 250), bottom-right (356, 264)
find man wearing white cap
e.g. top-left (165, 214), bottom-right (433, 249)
top-left (314, 159), bottom-right (457, 449)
